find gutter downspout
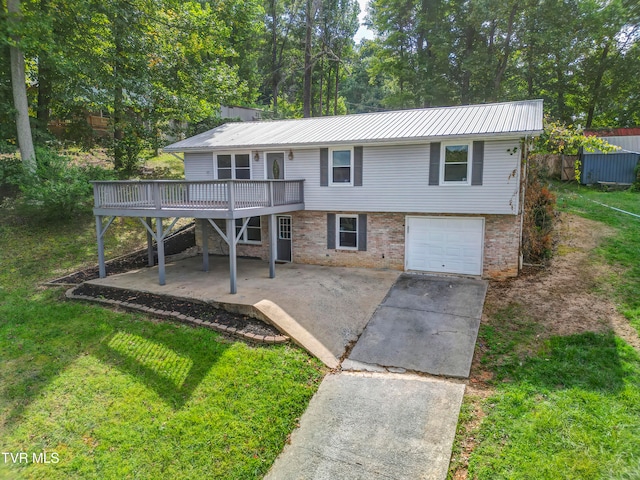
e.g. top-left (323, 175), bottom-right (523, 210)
top-left (518, 135), bottom-right (529, 271)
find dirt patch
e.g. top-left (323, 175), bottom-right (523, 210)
top-left (450, 212), bottom-right (640, 479)
top-left (483, 213), bottom-right (638, 346)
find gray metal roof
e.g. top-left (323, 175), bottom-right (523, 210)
top-left (586, 135), bottom-right (640, 154)
top-left (164, 99), bottom-right (543, 152)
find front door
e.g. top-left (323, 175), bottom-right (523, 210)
top-left (277, 215), bottom-right (292, 262)
top-left (267, 152), bottom-right (285, 179)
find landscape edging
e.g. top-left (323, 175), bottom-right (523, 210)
top-left (65, 287), bottom-right (290, 345)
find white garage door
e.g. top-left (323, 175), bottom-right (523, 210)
top-left (405, 217), bottom-right (484, 275)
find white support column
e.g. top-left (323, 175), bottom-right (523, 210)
top-left (201, 218), bottom-right (209, 272)
top-left (269, 214), bottom-right (277, 278)
top-left (146, 217), bottom-right (154, 266)
top-left (226, 218), bottom-right (237, 294)
top-left (156, 217), bottom-right (166, 286)
top-left (96, 215), bottom-right (106, 278)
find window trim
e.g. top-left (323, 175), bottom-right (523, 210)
top-left (439, 142), bottom-right (472, 186)
top-left (215, 151), bottom-right (252, 180)
top-left (329, 147), bottom-right (354, 186)
top-left (336, 214), bottom-right (358, 250)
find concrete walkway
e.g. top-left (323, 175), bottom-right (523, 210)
top-left (347, 274), bottom-right (488, 378)
top-left (265, 372), bottom-right (465, 480)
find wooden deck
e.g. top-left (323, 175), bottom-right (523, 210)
top-left (92, 179), bottom-right (305, 219)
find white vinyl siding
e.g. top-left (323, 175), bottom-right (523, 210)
top-left (184, 152), bottom-right (214, 180)
top-left (287, 139), bottom-right (521, 215)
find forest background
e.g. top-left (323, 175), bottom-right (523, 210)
top-left (1, 0), bottom-right (639, 170)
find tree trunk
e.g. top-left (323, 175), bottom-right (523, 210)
top-left (270, 0), bottom-right (279, 114)
top-left (460, 25), bottom-right (475, 104)
top-left (585, 43), bottom-right (610, 129)
top-left (318, 54), bottom-right (324, 116)
top-left (7, 0), bottom-right (36, 172)
top-left (555, 58), bottom-right (568, 123)
top-left (491, 3), bottom-right (517, 101)
top-left (113, 9), bottom-right (124, 170)
top-left (37, 54), bottom-right (52, 134)
top-left (302, 0), bottom-right (319, 118)
top-left (36, 0), bottom-right (51, 134)
top-left (334, 59), bottom-right (339, 115)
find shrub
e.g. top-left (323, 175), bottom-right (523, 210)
top-left (111, 122), bottom-right (148, 177)
top-left (10, 147), bottom-right (115, 221)
top-left (0, 154), bottom-right (23, 200)
top-left (522, 162), bottom-right (556, 263)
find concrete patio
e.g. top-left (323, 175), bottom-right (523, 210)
top-left (86, 254), bottom-right (400, 361)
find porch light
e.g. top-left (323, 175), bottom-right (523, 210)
top-left (253, 151), bottom-right (260, 162)
top-left (288, 149), bottom-right (294, 161)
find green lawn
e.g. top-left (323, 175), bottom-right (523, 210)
top-left (0, 212), bottom-right (324, 479)
top-left (456, 184), bottom-right (640, 479)
top-left (555, 183), bottom-right (640, 334)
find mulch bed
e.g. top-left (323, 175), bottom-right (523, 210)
top-left (72, 283), bottom-right (282, 339)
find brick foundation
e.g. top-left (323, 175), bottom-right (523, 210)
top-left (196, 212), bottom-right (521, 279)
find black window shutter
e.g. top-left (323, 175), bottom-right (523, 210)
top-left (358, 214), bottom-right (367, 251)
top-left (320, 148), bottom-right (329, 186)
top-left (327, 213), bottom-right (336, 249)
top-left (354, 146), bottom-right (363, 186)
top-left (472, 141), bottom-right (484, 186)
top-left (429, 142), bottom-right (441, 185)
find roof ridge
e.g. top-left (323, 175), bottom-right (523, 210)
top-left (234, 99), bottom-right (544, 126)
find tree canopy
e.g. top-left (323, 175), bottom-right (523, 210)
top-left (1, 0), bottom-right (639, 168)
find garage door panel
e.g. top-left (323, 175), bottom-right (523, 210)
top-left (406, 217), bottom-right (483, 276)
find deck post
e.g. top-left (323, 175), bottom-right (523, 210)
top-left (226, 218), bottom-right (237, 294)
top-left (156, 217), bottom-right (166, 286)
top-left (269, 214), bottom-right (277, 278)
top-left (146, 217), bottom-right (154, 266)
top-left (96, 215), bottom-right (106, 278)
top-left (201, 219), bottom-right (209, 272)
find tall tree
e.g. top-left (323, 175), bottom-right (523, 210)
top-left (6, 0), bottom-right (35, 171)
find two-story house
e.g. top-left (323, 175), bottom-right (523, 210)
top-left (92, 100), bottom-right (543, 293)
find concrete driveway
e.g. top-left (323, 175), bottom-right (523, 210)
top-left (347, 274), bottom-right (488, 378)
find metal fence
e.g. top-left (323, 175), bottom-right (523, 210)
top-left (580, 153), bottom-right (639, 185)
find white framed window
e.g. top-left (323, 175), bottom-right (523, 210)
top-left (336, 214), bottom-right (358, 249)
top-left (212, 216), bottom-right (262, 244)
top-left (440, 143), bottom-right (472, 185)
top-left (330, 147), bottom-right (353, 186)
top-left (216, 153), bottom-right (251, 179)
top-left (236, 216), bottom-right (261, 244)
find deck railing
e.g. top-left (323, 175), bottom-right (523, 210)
top-left (92, 179), bottom-right (304, 212)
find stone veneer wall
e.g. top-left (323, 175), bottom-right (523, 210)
top-left (195, 212), bottom-right (521, 279)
